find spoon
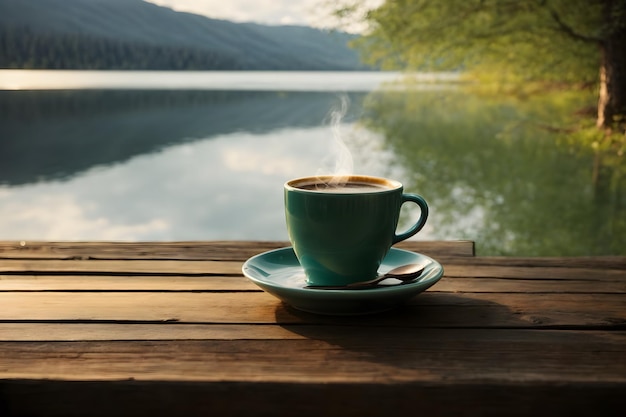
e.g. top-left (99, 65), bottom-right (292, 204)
top-left (306, 261), bottom-right (432, 290)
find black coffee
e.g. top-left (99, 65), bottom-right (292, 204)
top-left (298, 181), bottom-right (390, 193)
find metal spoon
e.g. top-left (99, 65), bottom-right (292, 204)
top-left (306, 260), bottom-right (432, 290)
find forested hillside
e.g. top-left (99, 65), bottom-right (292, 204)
top-left (0, 28), bottom-right (244, 70)
top-left (0, 0), bottom-right (368, 70)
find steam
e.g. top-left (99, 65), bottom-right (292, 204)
top-left (318, 94), bottom-right (354, 186)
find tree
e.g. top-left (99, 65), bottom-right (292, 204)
top-left (337, 0), bottom-right (626, 133)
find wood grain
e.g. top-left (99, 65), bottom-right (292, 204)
top-left (1, 274), bottom-right (624, 293)
top-left (0, 240), bottom-right (476, 260)
top-left (0, 259), bottom-right (242, 275)
top-left (0, 241), bottom-right (624, 417)
top-left (1, 292), bottom-right (624, 328)
top-left (1, 330), bottom-right (624, 382)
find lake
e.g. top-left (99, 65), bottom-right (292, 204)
top-left (0, 70), bottom-right (624, 256)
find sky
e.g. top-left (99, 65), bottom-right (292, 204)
top-left (146, 0), bottom-right (332, 26)
top-left (145, 0), bottom-right (380, 31)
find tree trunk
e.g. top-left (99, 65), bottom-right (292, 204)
top-left (597, 0), bottom-right (626, 131)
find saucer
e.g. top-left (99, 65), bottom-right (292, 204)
top-left (242, 247), bottom-right (444, 315)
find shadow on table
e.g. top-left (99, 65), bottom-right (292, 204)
top-left (273, 292), bottom-right (526, 370)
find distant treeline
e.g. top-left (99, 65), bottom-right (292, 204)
top-left (0, 27), bottom-right (245, 70)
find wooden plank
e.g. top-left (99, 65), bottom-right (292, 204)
top-left (1, 329), bottom-right (624, 416)
top-left (442, 264), bottom-right (626, 280)
top-left (453, 256), bottom-right (626, 269)
top-left (1, 321), bottom-right (625, 343)
top-left (0, 241), bottom-right (293, 261)
top-left (1, 240), bottom-right (624, 269)
top-left (1, 379), bottom-right (623, 417)
top-left (0, 240), bottom-right (476, 260)
top-left (1, 330), bottom-right (624, 382)
top-left (1, 240), bottom-right (624, 417)
top-left (434, 277), bottom-right (626, 293)
top-left (0, 259), bottom-right (242, 275)
top-left (1, 275), bottom-right (624, 293)
top-left (1, 292), bottom-right (624, 328)
top-left (1, 259), bottom-right (624, 282)
top-left (0, 323), bottom-right (303, 341)
top-left (0, 275), bottom-right (259, 291)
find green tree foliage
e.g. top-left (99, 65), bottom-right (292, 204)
top-left (353, 1), bottom-right (599, 82)
top-left (0, 24), bottom-right (368, 71)
top-left (338, 0), bottom-right (626, 132)
top-left (331, 0), bottom-right (625, 254)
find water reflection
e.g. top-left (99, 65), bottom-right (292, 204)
top-left (0, 124), bottom-right (402, 241)
top-left (0, 90), bottom-right (366, 185)
top-left (362, 90), bottom-right (626, 256)
top-left (0, 86), bottom-right (623, 255)
top-left (0, 88), bottom-right (399, 241)
top-left (0, 128), bottom-right (298, 239)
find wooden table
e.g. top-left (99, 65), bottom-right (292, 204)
top-left (0, 240), bottom-right (624, 416)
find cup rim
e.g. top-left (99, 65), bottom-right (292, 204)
top-left (285, 175), bottom-right (402, 194)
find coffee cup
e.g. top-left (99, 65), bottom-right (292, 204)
top-left (284, 175), bottom-right (429, 286)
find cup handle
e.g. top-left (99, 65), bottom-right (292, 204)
top-left (393, 194), bottom-right (429, 244)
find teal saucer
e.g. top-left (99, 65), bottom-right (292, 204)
top-left (242, 247), bottom-right (444, 315)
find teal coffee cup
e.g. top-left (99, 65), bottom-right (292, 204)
top-left (284, 175), bottom-right (429, 286)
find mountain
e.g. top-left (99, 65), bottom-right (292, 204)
top-left (0, 0), bottom-right (369, 70)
